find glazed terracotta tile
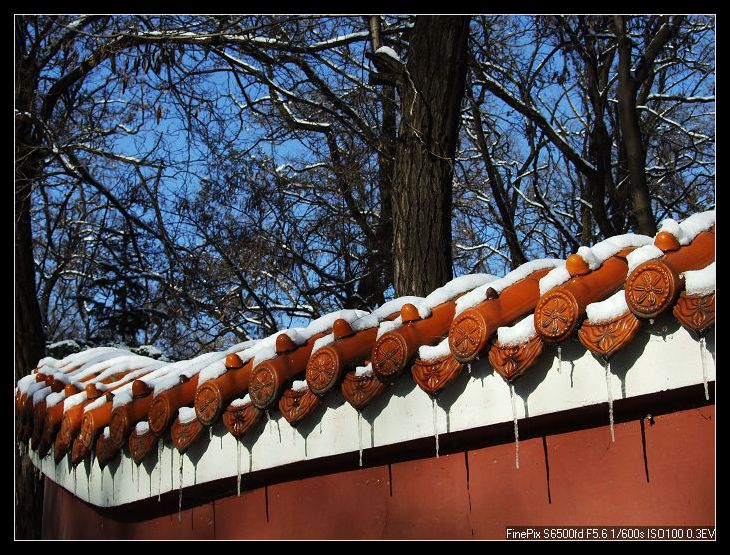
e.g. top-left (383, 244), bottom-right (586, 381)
top-left (222, 401), bottom-right (262, 438)
top-left (535, 254), bottom-right (633, 344)
top-left (372, 300), bottom-right (457, 383)
top-left (194, 354), bottom-right (253, 427)
top-left (626, 229), bottom-right (715, 319)
top-left (306, 321), bottom-right (384, 396)
top-left (449, 267), bottom-right (550, 363)
top-left (248, 331), bottom-right (330, 410)
top-left (278, 387), bottom-right (321, 426)
top-left (411, 354), bottom-right (463, 396)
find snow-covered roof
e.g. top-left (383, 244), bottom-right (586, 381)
top-left (18, 209), bottom-right (714, 509)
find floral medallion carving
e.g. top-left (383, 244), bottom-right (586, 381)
top-left (449, 312), bottom-right (485, 362)
top-left (94, 434), bottom-right (119, 470)
top-left (341, 371), bottom-right (386, 411)
top-left (535, 289), bottom-right (580, 342)
top-left (411, 355), bottom-right (463, 396)
top-left (129, 428), bottom-right (157, 464)
top-left (488, 335), bottom-right (544, 381)
top-left (372, 333), bottom-right (407, 382)
top-left (148, 396), bottom-right (172, 436)
top-left (194, 382), bottom-right (224, 426)
top-left (222, 402), bottom-right (262, 438)
top-left (577, 312), bottom-right (641, 359)
top-left (279, 388), bottom-right (321, 426)
top-left (171, 417), bottom-right (204, 454)
top-left (78, 414), bottom-right (96, 450)
top-left (53, 431), bottom-right (68, 463)
top-left (249, 364), bottom-right (278, 409)
top-left (109, 408), bottom-right (130, 449)
top-left (625, 262), bottom-right (677, 318)
top-left (306, 348), bottom-right (340, 395)
top-left (55, 414), bottom-right (75, 460)
top-left (71, 436), bottom-right (89, 467)
top-left (673, 292), bottom-right (715, 335)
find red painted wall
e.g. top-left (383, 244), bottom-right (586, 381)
top-left (42, 404), bottom-right (715, 539)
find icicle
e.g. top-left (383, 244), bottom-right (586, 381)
top-left (466, 363), bottom-right (471, 375)
top-left (509, 383), bottom-right (519, 469)
top-left (249, 447), bottom-right (253, 474)
top-left (209, 426), bottom-right (213, 440)
top-left (357, 411), bottom-right (363, 467)
top-left (699, 337), bottom-right (709, 401)
top-left (605, 359), bottom-right (615, 442)
top-left (304, 436), bottom-right (308, 458)
top-left (157, 439), bottom-right (163, 501)
top-left (432, 397), bottom-right (440, 458)
top-left (557, 345), bottom-right (562, 374)
top-left (236, 440), bottom-right (242, 496)
top-left (649, 318), bottom-right (654, 325)
top-left (178, 454), bottom-right (184, 522)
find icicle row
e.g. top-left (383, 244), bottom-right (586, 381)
top-left (699, 337), bottom-right (709, 401)
top-left (510, 383), bottom-right (519, 469)
top-left (557, 345), bottom-right (562, 374)
top-left (605, 359), bottom-right (615, 442)
top-left (236, 440), bottom-right (242, 496)
top-left (432, 397), bottom-right (440, 458)
top-left (157, 439), bottom-right (163, 502)
top-left (178, 455), bottom-right (184, 521)
top-left (357, 411), bottom-right (363, 467)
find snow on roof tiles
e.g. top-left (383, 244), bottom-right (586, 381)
top-left (17, 210), bottom-right (715, 504)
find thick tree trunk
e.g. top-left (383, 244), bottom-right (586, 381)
top-left (614, 16), bottom-right (658, 236)
top-left (15, 20), bottom-right (47, 538)
top-left (391, 16), bottom-right (470, 296)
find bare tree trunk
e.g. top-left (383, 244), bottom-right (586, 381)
top-left (15, 18), bottom-right (46, 538)
top-left (615, 29), bottom-right (656, 235)
top-left (15, 161), bottom-right (45, 381)
top-left (392, 15), bottom-right (470, 296)
top-left (614, 15), bottom-right (682, 235)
